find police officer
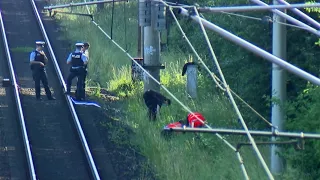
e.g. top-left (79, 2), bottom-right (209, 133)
top-left (29, 41), bottom-right (55, 100)
top-left (66, 42), bottom-right (88, 101)
top-left (82, 42), bottom-right (90, 90)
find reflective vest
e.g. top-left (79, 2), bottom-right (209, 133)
top-left (71, 52), bottom-right (84, 67)
top-left (31, 50), bottom-right (45, 70)
top-left (34, 51), bottom-right (45, 64)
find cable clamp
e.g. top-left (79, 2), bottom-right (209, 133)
top-left (300, 132), bottom-right (304, 138)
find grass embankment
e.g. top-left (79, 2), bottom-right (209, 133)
top-left (50, 1), bottom-right (273, 179)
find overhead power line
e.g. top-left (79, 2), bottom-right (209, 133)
top-left (164, 3), bottom-right (251, 179)
top-left (250, 0), bottom-right (320, 36)
top-left (44, 0), bottom-right (128, 10)
top-left (194, 6), bottom-right (274, 179)
top-left (277, 0), bottom-right (320, 29)
top-left (50, 0), bottom-right (320, 179)
top-left (196, 3), bottom-right (320, 12)
top-left (178, 7), bottom-right (320, 86)
top-left (76, 1), bottom-right (252, 179)
top-left (78, 0), bottom-right (242, 153)
top-left (164, 1), bottom-right (275, 130)
top-left (219, 11), bottom-right (314, 31)
top-left (159, 1), bottom-right (275, 178)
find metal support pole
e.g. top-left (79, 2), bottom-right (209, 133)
top-left (196, 3), bottom-right (320, 13)
top-left (141, 27), bottom-right (144, 58)
top-left (138, 0), bottom-right (143, 57)
top-left (250, 0), bottom-right (320, 37)
top-left (277, 0), bottom-right (320, 30)
top-left (143, 0), bottom-right (161, 92)
top-left (186, 64), bottom-right (197, 98)
top-left (237, 140), bottom-right (298, 151)
top-left (178, 8), bottom-right (320, 86)
top-left (163, 127), bottom-right (320, 139)
top-left (271, 0), bottom-right (286, 174)
top-left (138, 26), bottom-right (142, 56)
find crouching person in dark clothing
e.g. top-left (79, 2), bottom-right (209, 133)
top-left (143, 89), bottom-right (171, 121)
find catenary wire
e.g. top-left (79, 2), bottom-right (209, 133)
top-left (158, 3), bottom-right (251, 179)
top-left (77, 1), bottom-right (243, 155)
top-left (77, 2), bottom-right (251, 178)
top-left (162, 1), bottom-right (275, 129)
top-left (220, 11), bottom-right (312, 31)
top-left (193, 6), bottom-right (274, 179)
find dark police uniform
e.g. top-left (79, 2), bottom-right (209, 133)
top-left (82, 42), bottom-right (90, 90)
top-left (29, 41), bottom-right (55, 100)
top-left (66, 43), bottom-right (88, 100)
top-left (82, 49), bottom-right (89, 90)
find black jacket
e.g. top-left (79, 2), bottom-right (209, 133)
top-left (143, 89), bottom-right (167, 108)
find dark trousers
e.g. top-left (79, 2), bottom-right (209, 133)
top-left (147, 104), bottom-right (159, 121)
top-left (83, 69), bottom-right (87, 89)
top-left (32, 69), bottom-right (52, 99)
top-left (66, 68), bottom-right (85, 100)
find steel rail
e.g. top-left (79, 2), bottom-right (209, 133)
top-left (29, 0), bottom-right (101, 179)
top-left (197, 3), bottom-right (320, 12)
top-left (44, 0), bottom-right (130, 10)
top-left (0, 11), bottom-right (37, 180)
top-left (163, 127), bottom-right (320, 139)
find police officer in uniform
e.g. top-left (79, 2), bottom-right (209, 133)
top-left (65, 42), bottom-right (88, 100)
top-left (81, 42), bottom-right (90, 91)
top-left (29, 41), bottom-right (55, 100)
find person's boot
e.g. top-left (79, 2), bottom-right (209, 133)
top-left (48, 96), bottom-right (56, 100)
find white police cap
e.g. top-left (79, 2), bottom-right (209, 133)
top-left (75, 42), bottom-right (84, 46)
top-left (36, 41), bottom-right (45, 45)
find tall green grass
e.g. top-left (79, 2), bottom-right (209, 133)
top-left (50, 1), bottom-right (276, 179)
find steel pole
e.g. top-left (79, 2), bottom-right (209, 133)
top-left (250, 0), bottom-right (320, 36)
top-left (143, 0), bottom-right (161, 92)
top-left (197, 3), bottom-right (320, 13)
top-left (163, 127), bottom-right (320, 139)
top-left (277, 0), bottom-right (320, 30)
top-left (186, 64), bottom-right (197, 98)
top-left (271, 0), bottom-right (286, 174)
top-left (178, 8), bottom-right (320, 86)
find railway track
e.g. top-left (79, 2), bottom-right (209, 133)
top-left (0, 0), bottom-right (101, 179)
top-left (0, 12), bottom-right (30, 180)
